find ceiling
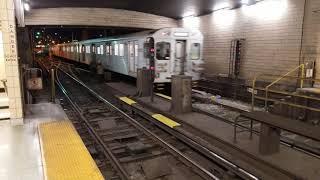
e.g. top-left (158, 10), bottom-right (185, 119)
top-left (28, 0), bottom-right (222, 19)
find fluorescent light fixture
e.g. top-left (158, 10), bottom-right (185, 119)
top-left (24, 3), bottom-right (30, 11)
top-left (174, 32), bottom-right (189, 37)
top-left (213, 2), bottom-right (230, 11)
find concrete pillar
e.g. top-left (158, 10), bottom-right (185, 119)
top-left (0, 0), bottom-right (24, 125)
top-left (136, 68), bottom-right (152, 97)
top-left (17, 27), bottom-right (32, 65)
top-left (171, 75), bottom-right (192, 114)
top-left (259, 124), bottom-right (281, 155)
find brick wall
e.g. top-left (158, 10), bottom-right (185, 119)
top-left (25, 8), bottom-right (178, 29)
top-left (180, 0), bottom-right (305, 82)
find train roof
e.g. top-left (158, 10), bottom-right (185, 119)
top-left (54, 28), bottom-right (202, 47)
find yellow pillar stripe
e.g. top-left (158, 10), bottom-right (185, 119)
top-left (155, 93), bottom-right (172, 100)
top-left (152, 114), bottom-right (181, 128)
top-left (38, 121), bottom-right (104, 180)
top-left (119, 97), bottom-right (137, 105)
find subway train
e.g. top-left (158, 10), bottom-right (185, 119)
top-left (51, 28), bottom-right (204, 83)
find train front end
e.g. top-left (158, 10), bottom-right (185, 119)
top-left (152, 28), bottom-right (204, 83)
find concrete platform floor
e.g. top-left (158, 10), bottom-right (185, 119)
top-left (0, 103), bottom-right (68, 180)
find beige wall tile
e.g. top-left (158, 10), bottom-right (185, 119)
top-left (180, 0), bottom-right (304, 80)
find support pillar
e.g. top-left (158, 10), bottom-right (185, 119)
top-left (136, 68), bottom-right (152, 97)
top-left (259, 124), bottom-right (281, 155)
top-left (0, 0), bottom-right (24, 125)
top-left (171, 75), bottom-right (192, 114)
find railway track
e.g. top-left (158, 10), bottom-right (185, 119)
top-left (37, 57), bottom-right (319, 179)
top-left (38, 59), bottom-right (253, 180)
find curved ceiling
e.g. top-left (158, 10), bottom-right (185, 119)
top-left (28, 0), bottom-right (220, 19)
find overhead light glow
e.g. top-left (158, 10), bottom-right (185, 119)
top-left (182, 16), bottom-right (200, 30)
top-left (182, 11), bottom-right (195, 18)
top-left (213, 9), bottom-right (236, 27)
top-left (241, 0), bottom-right (250, 4)
top-left (242, 0), bottom-right (287, 21)
top-left (213, 2), bottom-right (229, 11)
top-left (24, 3), bottom-right (30, 11)
top-left (241, 0), bottom-right (257, 5)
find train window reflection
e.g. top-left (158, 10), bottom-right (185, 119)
top-left (191, 43), bottom-right (200, 60)
top-left (156, 42), bottom-right (170, 60)
top-left (100, 45), bottom-right (104, 54)
top-left (115, 44), bottom-right (119, 56)
top-left (85, 46), bottom-right (90, 53)
top-left (119, 44), bottom-right (124, 56)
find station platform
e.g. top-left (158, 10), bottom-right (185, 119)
top-left (108, 82), bottom-right (320, 179)
top-left (0, 103), bottom-right (104, 180)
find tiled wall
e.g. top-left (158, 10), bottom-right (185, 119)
top-left (24, 8), bottom-right (178, 29)
top-left (0, 0), bottom-right (23, 123)
top-left (180, 0), bottom-right (305, 81)
top-left (300, 0), bottom-right (320, 84)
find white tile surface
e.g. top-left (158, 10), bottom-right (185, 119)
top-left (0, 125), bottom-right (43, 180)
top-left (0, 103), bottom-right (68, 180)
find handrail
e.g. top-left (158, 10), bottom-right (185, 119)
top-left (266, 64), bottom-right (304, 89)
top-left (251, 62), bottom-right (319, 113)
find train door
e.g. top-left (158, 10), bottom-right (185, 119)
top-left (175, 40), bottom-right (187, 75)
top-left (128, 41), bottom-right (135, 73)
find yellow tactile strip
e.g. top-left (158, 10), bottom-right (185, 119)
top-left (119, 97), bottom-right (137, 105)
top-left (155, 93), bottom-right (172, 100)
top-left (152, 114), bottom-right (181, 128)
top-left (38, 120), bottom-right (104, 180)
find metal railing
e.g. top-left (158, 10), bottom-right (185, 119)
top-left (251, 63), bottom-right (320, 113)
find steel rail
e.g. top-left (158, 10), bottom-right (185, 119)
top-left (55, 71), bottom-right (131, 180)
top-left (57, 68), bottom-right (220, 180)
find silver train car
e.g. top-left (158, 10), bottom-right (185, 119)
top-left (51, 28), bottom-right (204, 83)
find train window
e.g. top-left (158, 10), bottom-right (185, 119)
top-left (190, 43), bottom-right (200, 60)
top-left (92, 46), bottom-right (96, 53)
top-left (71, 46), bottom-right (74, 52)
top-left (85, 46), bottom-right (90, 53)
top-left (115, 44), bottom-right (119, 56)
top-left (110, 45), bottom-right (113, 55)
top-left (119, 44), bottom-right (124, 57)
top-left (97, 46), bottom-right (101, 54)
top-left (156, 42), bottom-right (170, 60)
top-left (100, 45), bottom-right (104, 54)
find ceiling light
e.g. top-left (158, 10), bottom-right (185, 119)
top-left (24, 3), bottom-right (30, 11)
